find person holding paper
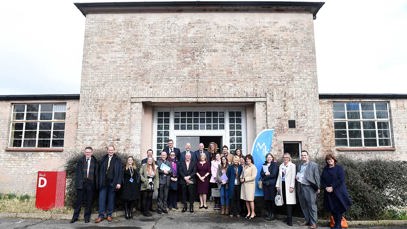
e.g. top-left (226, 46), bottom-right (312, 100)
top-left (156, 151), bottom-right (172, 214)
top-left (217, 156), bottom-right (229, 215)
top-left (260, 153), bottom-right (279, 221)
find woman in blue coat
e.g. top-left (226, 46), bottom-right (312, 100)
top-left (226, 155), bottom-right (243, 217)
top-left (260, 153), bottom-right (278, 221)
top-left (320, 154), bottom-right (352, 229)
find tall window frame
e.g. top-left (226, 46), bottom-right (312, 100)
top-left (333, 101), bottom-right (392, 148)
top-left (9, 103), bottom-right (67, 148)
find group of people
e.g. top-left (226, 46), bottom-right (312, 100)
top-left (70, 140), bottom-right (352, 229)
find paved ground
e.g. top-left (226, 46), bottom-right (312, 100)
top-left (1, 211), bottom-right (406, 229)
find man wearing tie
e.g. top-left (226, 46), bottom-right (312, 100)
top-left (180, 143), bottom-right (193, 162)
top-left (95, 145), bottom-right (123, 223)
top-left (71, 146), bottom-right (98, 223)
top-left (194, 143), bottom-right (210, 163)
top-left (163, 139), bottom-right (181, 161)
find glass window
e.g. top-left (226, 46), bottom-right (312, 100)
top-left (333, 102), bottom-right (392, 148)
top-left (9, 103), bottom-right (66, 148)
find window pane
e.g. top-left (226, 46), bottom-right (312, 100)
top-left (38, 140), bottom-right (51, 147)
top-left (346, 103), bottom-right (359, 111)
top-left (26, 113), bottom-right (38, 120)
top-left (39, 131), bottom-right (51, 138)
top-left (375, 102), bottom-right (388, 111)
top-left (14, 104), bottom-right (25, 112)
top-left (52, 140), bottom-right (64, 147)
top-left (348, 121), bottom-right (361, 129)
top-left (13, 131), bottom-right (23, 138)
top-left (14, 113), bottom-right (25, 120)
top-left (40, 104), bottom-right (53, 112)
top-left (376, 111), bottom-right (388, 119)
top-left (363, 121), bottom-right (376, 129)
top-left (379, 138), bottom-right (390, 146)
top-left (347, 111), bottom-right (360, 119)
top-left (24, 131), bottom-right (37, 138)
top-left (362, 111), bottom-right (375, 119)
top-left (23, 140), bottom-right (36, 147)
top-left (12, 140), bottom-right (22, 147)
top-left (377, 122), bottom-right (389, 129)
top-left (187, 124), bottom-right (192, 130)
top-left (40, 113), bottom-right (52, 120)
top-left (335, 130), bottom-right (347, 138)
top-left (363, 130), bottom-right (376, 138)
top-left (25, 122), bottom-right (37, 130)
top-left (333, 103), bottom-right (345, 112)
top-left (27, 104), bottom-right (39, 112)
top-left (333, 111), bottom-right (345, 119)
top-left (53, 104), bottom-right (66, 112)
top-left (361, 103), bottom-right (374, 111)
top-left (364, 139), bottom-right (377, 147)
top-left (229, 112), bottom-right (235, 117)
top-left (349, 139), bottom-right (362, 146)
top-left (13, 123), bottom-right (24, 131)
top-left (54, 112), bottom-right (66, 120)
top-left (378, 130), bottom-right (390, 138)
top-left (349, 130), bottom-right (361, 138)
top-left (335, 139), bottom-right (348, 146)
top-left (53, 123), bottom-right (65, 130)
top-left (334, 122), bottom-right (346, 129)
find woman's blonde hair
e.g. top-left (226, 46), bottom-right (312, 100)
top-left (126, 156), bottom-right (137, 170)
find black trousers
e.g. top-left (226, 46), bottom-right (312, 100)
top-left (168, 189), bottom-right (178, 208)
top-left (72, 181), bottom-right (95, 220)
top-left (141, 190), bottom-right (153, 213)
top-left (230, 185), bottom-right (241, 216)
top-left (282, 181), bottom-right (293, 222)
top-left (181, 184), bottom-right (195, 205)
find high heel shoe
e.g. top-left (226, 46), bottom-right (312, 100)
top-left (245, 214), bottom-right (251, 219)
top-left (199, 205), bottom-right (204, 209)
top-left (249, 214), bottom-right (256, 220)
top-left (203, 205), bottom-right (208, 209)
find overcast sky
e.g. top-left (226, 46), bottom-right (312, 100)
top-left (0, 0), bottom-right (406, 95)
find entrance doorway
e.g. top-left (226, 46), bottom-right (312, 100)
top-left (283, 141), bottom-right (301, 159)
top-left (200, 136), bottom-right (222, 152)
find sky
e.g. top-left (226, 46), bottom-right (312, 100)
top-left (0, 0), bottom-right (406, 95)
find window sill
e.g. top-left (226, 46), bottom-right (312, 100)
top-left (5, 147), bottom-right (64, 152)
top-left (336, 147), bottom-right (396, 152)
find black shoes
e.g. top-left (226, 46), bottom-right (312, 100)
top-left (189, 204), bottom-right (194, 213)
top-left (69, 218), bottom-right (78, 224)
top-left (182, 204), bottom-right (188, 212)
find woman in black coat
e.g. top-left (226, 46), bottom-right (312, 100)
top-left (260, 153), bottom-right (279, 221)
top-left (320, 154), bottom-right (352, 229)
top-left (121, 156), bottom-right (141, 219)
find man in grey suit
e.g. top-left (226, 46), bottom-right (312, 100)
top-left (296, 150), bottom-right (320, 229)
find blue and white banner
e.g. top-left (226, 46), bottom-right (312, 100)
top-left (251, 129), bottom-right (274, 196)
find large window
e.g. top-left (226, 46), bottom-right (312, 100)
top-left (9, 103), bottom-right (66, 148)
top-left (333, 102), bottom-right (392, 147)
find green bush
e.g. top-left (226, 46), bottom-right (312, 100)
top-left (315, 156), bottom-right (407, 220)
top-left (65, 149), bottom-right (132, 207)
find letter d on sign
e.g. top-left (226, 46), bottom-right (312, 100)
top-left (38, 177), bottom-right (47, 188)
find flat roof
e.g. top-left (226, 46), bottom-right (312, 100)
top-left (75, 1), bottom-right (324, 19)
top-left (0, 94), bottom-right (80, 101)
top-left (319, 94), bottom-right (407, 100)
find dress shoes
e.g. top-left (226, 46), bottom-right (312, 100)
top-left (182, 205), bottom-right (187, 212)
top-left (189, 204), bottom-right (194, 213)
top-left (301, 221), bottom-right (311, 226)
top-left (69, 218), bottom-right (78, 224)
top-left (107, 216), bottom-right (113, 222)
top-left (163, 209), bottom-right (169, 214)
top-left (309, 224), bottom-right (318, 229)
top-left (95, 217), bottom-right (104, 223)
top-left (84, 218), bottom-right (90, 223)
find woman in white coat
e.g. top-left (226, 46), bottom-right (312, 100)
top-left (276, 153), bottom-right (296, 226)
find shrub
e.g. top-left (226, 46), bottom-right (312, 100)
top-left (316, 156), bottom-right (407, 220)
top-left (65, 149), bottom-right (132, 207)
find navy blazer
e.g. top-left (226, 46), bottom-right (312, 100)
top-left (193, 150), bottom-right (210, 163)
top-left (98, 154), bottom-right (123, 189)
top-left (226, 164), bottom-right (243, 199)
top-left (178, 160), bottom-right (197, 185)
top-left (180, 150), bottom-right (194, 162)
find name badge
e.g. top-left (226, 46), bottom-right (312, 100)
top-left (129, 178), bottom-right (134, 183)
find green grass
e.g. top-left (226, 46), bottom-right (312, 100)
top-left (0, 193), bottom-right (72, 214)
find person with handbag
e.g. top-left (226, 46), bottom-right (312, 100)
top-left (321, 154), bottom-right (352, 229)
top-left (296, 150), bottom-right (320, 229)
top-left (260, 153), bottom-right (278, 221)
top-left (276, 153), bottom-right (296, 226)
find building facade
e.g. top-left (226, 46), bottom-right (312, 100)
top-left (0, 2), bottom-right (406, 195)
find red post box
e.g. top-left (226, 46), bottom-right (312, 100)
top-left (35, 171), bottom-right (66, 210)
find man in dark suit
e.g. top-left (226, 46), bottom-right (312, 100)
top-left (163, 139), bottom-right (181, 161)
top-left (156, 151), bottom-right (172, 214)
top-left (193, 142), bottom-right (210, 163)
top-left (95, 145), bottom-right (123, 223)
top-left (71, 146), bottom-right (98, 223)
top-left (180, 143), bottom-right (193, 163)
top-left (178, 151), bottom-right (196, 213)
top-left (296, 150), bottom-right (320, 229)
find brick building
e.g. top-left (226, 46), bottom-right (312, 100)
top-left (0, 1), bottom-right (406, 195)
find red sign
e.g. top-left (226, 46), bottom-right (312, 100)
top-left (35, 171), bottom-right (66, 210)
